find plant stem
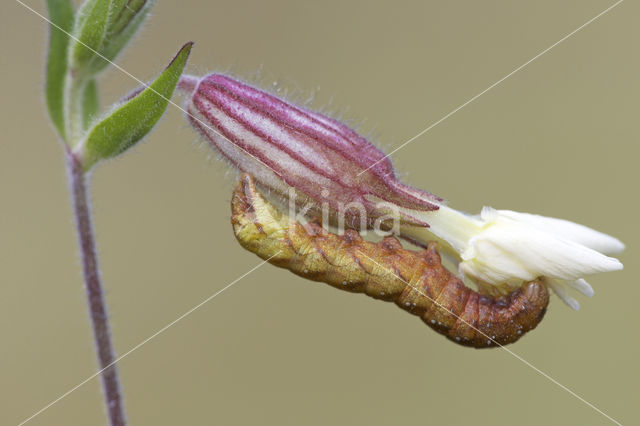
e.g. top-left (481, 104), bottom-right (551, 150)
top-left (177, 74), bottom-right (200, 94)
top-left (64, 73), bottom-right (88, 145)
top-left (67, 149), bottom-right (126, 426)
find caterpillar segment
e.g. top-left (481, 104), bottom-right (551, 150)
top-left (231, 174), bottom-right (549, 348)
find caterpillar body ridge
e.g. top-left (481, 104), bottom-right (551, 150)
top-left (231, 174), bottom-right (549, 348)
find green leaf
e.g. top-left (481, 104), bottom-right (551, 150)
top-left (91, 0), bottom-right (154, 73)
top-left (108, 0), bottom-right (146, 36)
top-left (71, 0), bottom-right (110, 71)
top-left (82, 79), bottom-right (99, 130)
top-left (45, 0), bottom-right (75, 140)
top-left (81, 42), bottom-right (193, 170)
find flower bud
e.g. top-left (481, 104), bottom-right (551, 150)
top-left (182, 73), bottom-right (625, 309)
top-left (184, 74), bottom-right (442, 228)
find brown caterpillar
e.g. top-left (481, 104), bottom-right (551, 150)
top-left (231, 174), bottom-right (549, 348)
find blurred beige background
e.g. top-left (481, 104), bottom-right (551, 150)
top-left (1, 1), bottom-right (637, 425)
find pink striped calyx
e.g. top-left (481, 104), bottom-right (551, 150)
top-left (184, 73), bottom-right (442, 229)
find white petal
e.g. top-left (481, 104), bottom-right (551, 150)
top-left (547, 279), bottom-right (580, 311)
top-left (566, 278), bottom-right (594, 298)
top-left (405, 204), bottom-right (624, 307)
top-left (496, 210), bottom-right (625, 254)
top-left (461, 235), bottom-right (537, 283)
top-left (472, 218), bottom-right (623, 281)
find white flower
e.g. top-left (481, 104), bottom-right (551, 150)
top-left (492, 209), bottom-right (625, 254)
top-left (400, 205), bottom-right (624, 310)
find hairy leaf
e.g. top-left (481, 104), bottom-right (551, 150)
top-left (45, 0), bottom-right (75, 140)
top-left (81, 42), bottom-right (192, 169)
top-left (71, 0), bottom-right (110, 72)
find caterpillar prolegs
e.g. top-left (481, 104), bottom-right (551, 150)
top-left (231, 174), bottom-right (549, 348)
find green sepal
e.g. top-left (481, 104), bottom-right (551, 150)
top-left (91, 0), bottom-right (153, 73)
top-left (45, 0), bottom-right (75, 141)
top-left (82, 79), bottom-right (99, 130)
top-left (108, 0), bottom-right (146, 36)
top-left (80, 42), bottom-right (193, 170)
top-left (70, 0), bottom-right (110, 72)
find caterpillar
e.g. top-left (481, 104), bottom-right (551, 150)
top-left (231, 174), bottom-right (549, 348)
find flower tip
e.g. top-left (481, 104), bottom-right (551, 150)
top-left (605, 237), bottom-right (626, 254)
top-left (608, 257), bottom-right (624, 272)
top-left (588, 253), bottom-right (623, 275)
top-left (547, 279), bottom-right (581, 310)
top-left (492, 209), bottom-right (625, 256)
top-left (567, 278), bottom-right (595, 298)
top-left (568, 299), bottom-right (581, 311)
top-left (583, 230), bottom-right (625, 255)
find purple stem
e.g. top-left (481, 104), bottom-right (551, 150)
top-left (177, 74), bottom-right (200, 94)
top-left (67, 149), bottom-right (126, 426)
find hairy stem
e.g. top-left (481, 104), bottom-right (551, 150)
top-left (177, 74), bottom-right (200, 94)
top-left (64, 73), bottom-right (88, 145)
top-left (67, 149), bottom-right (126, 426)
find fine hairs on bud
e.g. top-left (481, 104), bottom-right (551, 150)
top-left (184, 72), bottom-right (441, 232)
top-left (177, 71), bottom-right (407, 240)
top-left (181, 71), bottom-right (624, 312)
top-left (179, 69), bottom-right (385, 193)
